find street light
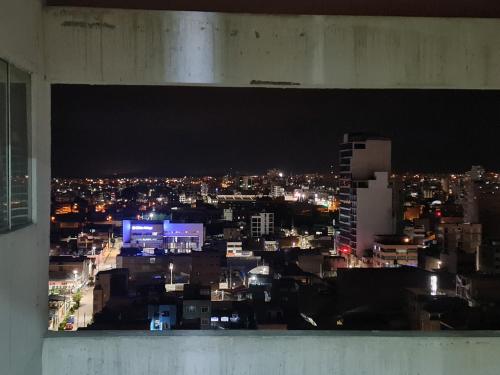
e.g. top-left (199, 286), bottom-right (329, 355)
top-left (169, 263), bottom-right (174, 285)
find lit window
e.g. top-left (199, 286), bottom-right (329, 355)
top-left (0, 59), bottom-right (31, 233)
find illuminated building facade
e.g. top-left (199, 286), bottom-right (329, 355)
top-left (337, 133), bottom-right (393, 259)
top-left (250, 212), bottom-right (275, 238)
top-left (123, 220), bottom-right (204, 253)
top-left (372, 235), bottom-right (419, 268)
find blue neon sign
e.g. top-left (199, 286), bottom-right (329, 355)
top-left (131, 225), bottom-right (154, 230)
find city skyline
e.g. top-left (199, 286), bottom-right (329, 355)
top-left (52, 85), bottom-right (500, 177)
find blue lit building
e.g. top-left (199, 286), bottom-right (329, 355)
top-left (122, 220), bottom-right (204, 253)
top-left (148, 304), bottom-right (177, 331)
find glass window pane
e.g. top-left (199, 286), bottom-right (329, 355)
top-left (9, 65), bottom-right (31, 228)
top-left (0, 60), bottom-right (7, 231)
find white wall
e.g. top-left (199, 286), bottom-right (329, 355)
top-left (44, 7), bottom-right (500, 89)
top-left (0, 1), bottom-right (50, 375)
top-left (350, 139), bottom-right (391, 180)
top-left (356, 172), bottom-right (393, 257)
top-left (43, 331), bottom-right (500, 375)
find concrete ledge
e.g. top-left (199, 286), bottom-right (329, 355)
top-left (44, 7), bottom-right (500, 89)
top-left (43, 331), bottom-right (500, 375)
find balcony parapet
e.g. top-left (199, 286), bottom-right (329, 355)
top-left (43, 330), bottom-right (500, 375)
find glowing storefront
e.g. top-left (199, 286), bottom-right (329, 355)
top-left (123, 220), bottom-right (204, 253)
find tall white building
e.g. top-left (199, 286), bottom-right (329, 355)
top-left (463, 165), bottom-right (485, 224)
top-left (240, 176), bottom-right (253, 190)
top-left (200, 182), bottom-right (209, 197)
top-left (223, 208), bottom-right (233, 222)
top-left (251, 212), bottom-right (275, 238)
top-left (337, 133), bottom-right (393, 259)
top-left (272, 185), bottom-right (285, 198)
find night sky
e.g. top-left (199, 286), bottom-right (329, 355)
top-left (52, 85), bottom-right (500, 177)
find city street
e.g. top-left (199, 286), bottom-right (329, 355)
top-left (100, 238), bottom-right (121, 271)
top-left (73, 238), bottom-right (121, 329)
top-left (74, 284), bottom-right (93, 328)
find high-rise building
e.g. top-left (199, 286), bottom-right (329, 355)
top-left (200, 182), bottom-right (209, 197)
top-left (437, 222), bottom-right (482, 254)
top-left (272, 185), bottom-right (285, 198)
top-left (437, 221), bottom-right (480, 274)
top-left (251, 212), bottom-right (275, 238)
top-left (463, 166), bottom-right (500, 239)
top-left (240, 176), bottom-right (253, 190)
top-left (222, 208), bottom-right (233, 221)
top-left (477, 239), bottom-right (500, 274)
top-left (337, 133), bottom-right (393, 260)
top-left (463, 166), bottom-right (483, 224)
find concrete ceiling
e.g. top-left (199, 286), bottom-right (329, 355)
top-left (45, 0), bottom-right (500, 18)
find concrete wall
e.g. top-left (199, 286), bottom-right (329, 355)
top-left (44, 7), bottom-right (500, 89)
top-left (43, 331), bottom-right (500, 375)
top-left (0, 1), bottom-right (50, 375)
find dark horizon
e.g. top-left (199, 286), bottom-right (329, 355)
top-left (52, 85), bottom-right (500, 178)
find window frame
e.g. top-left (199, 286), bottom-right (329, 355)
top-left (0, 58), bottom-right (33, 234)
top-left (0, 59), bottom-right (7, 232)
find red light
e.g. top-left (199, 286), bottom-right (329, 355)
top-left (340, 246), bottom-right (351, 254)
top-left (435, 211), bottom-right (442, 217)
